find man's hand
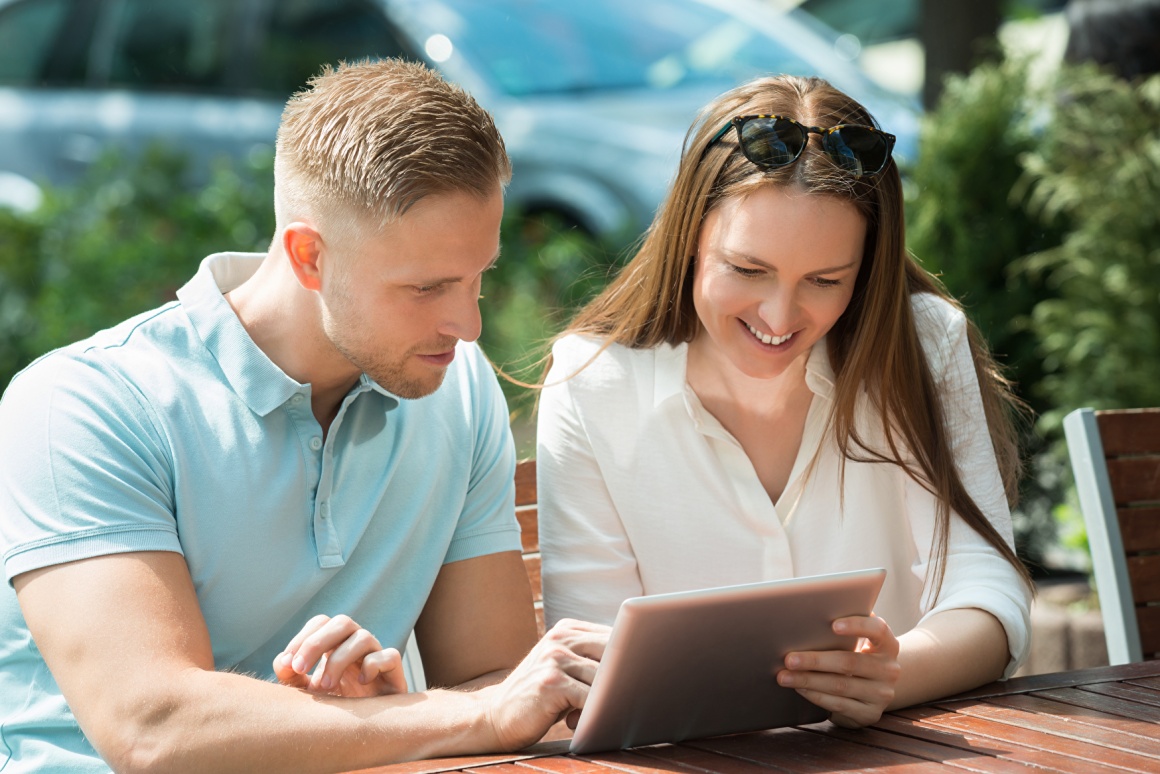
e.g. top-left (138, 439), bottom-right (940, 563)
top-left (478, 618), bottom-right (610, 750)
top-left (273, 614), bottom-right (408, 698)
top-left (776, 614), bottom-right (901, 728)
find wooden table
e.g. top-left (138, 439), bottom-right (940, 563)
top-left (351, 661), bottom-right (1160, 774)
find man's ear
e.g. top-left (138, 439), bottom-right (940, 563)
top-left (283, 223), bottom-right (325, 292)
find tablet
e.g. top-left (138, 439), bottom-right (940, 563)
top-left (568, 567), bottom-right (887, 754)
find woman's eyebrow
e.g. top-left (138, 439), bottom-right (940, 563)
top-left (719, 248), bottom-right (859, 274)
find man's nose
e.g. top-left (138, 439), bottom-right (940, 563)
top-left (440, 283), bottom-right (483, 343)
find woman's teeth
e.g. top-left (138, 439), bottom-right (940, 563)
top-left (746, 322), bottom-right (792, 346)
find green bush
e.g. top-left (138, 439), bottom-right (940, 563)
top-left (907, 59), bottom-right (1160, 573)
top-left (0, 145), bottom-right (276, 389)
top-left (1016, 68), bottom-right (1160, 428)
top-left (0, 147), bottom-right (624, 420)
top-left (906, 58), bottom-right (1063, 417)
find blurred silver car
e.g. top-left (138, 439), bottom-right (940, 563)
top-left (0, 0), bottom-right (920, 237)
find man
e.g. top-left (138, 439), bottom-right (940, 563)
top-left (0, 59), bottom-right (605, 773)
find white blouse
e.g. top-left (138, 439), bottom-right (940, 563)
top-left (536, 292), bottom-right (1031, 677)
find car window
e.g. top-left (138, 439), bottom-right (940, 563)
top-left (105, 0), bottom-right (236, 91)
top-left (411, 0), bottom-right (817, 96)
top-left (253, 0), bottom-right (411, 97)
top-left (0, 0), bottom-right (84, 85)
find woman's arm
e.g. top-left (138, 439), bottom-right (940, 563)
top-left (894, 607), bottom-right (1008, 707)
top-left (537, 341), bottom-right (644, 627)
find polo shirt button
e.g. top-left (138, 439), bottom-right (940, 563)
top-left (309, 437), bottom-right (322, 451)
top-left (291, 394), bottom-right (304, 405)
top-left (320, 502), bottom-right (330, 518)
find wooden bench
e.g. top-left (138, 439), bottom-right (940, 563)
top-left (515, 458), bottom-right (544, 636)
top-left (1065, 407), bottom-right (1160, 663)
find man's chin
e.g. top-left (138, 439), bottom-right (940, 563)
top-left (372, 368), bottom-right (447, 400)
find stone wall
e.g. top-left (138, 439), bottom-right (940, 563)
top-left (1015, 578), bottom-right (1109, 676)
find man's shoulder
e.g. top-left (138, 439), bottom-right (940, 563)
top-left (6, 301), bottom-right (190, 398)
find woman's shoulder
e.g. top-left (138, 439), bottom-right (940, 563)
top-left (549, 334), bottom-right (667, 384)
top-left (909, 292), bottom-right (970, 377)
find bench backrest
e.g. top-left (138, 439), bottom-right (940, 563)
top-left (515, 458), bottom-right (544, 636)
top-left (1065, 407), bottom-right (1160, 663)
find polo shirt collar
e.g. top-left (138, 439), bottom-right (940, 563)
top-left (653, 334), bottom-right (837, 409)
top-left (177, 253), bottom-right (305, 417)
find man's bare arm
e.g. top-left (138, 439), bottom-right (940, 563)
top-left (415, 550), bottom-right (540, 689)
top-left (15, 550), bottom-right (583, 774)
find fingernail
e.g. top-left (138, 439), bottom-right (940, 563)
top-left (292, 656), bottom-right (306, 673)
top-left (321, 675), bottom-right (333, 690)
top-left (786, 655), bottom-right (800, 668)
top-left (358, 672), bottom-right (368, 685)
top-left (779, 672), bottom-right (796, 687)
top-left (834, 621), bottom-right (848, 633)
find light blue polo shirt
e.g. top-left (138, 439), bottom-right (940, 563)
top-left (0, 252), bottom-right (521, 772)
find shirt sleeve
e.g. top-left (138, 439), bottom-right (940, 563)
top-left (0, 352), bottom-right (182, 584)
top-left (443, 343), bottom-right (522, 564)
top-left (537, 337), bottom-right (643, 627)
top-left (908, 296), bottom-right (1032, 677)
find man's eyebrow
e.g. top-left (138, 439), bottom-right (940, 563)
top-left (411, 251), bottom-right (501, 286)
top-left (719, 248), bottom-right (859, 274)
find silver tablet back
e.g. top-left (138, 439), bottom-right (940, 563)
top-left (569, 567), bottom-right (886, 754)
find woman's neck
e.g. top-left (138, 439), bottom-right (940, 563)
top-left (685, 331), bottom-right (811, 419)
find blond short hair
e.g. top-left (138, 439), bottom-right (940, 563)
top-left (274, 58), bottom-right (511, 233)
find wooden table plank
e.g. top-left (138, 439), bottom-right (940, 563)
top-left (859, 714), bottom-right (1137, 774)
top-left (948, 661), bottom-right (1160, 701)
top-left (1079, 681), bottom-right (1160, 709)
top-left (897, 705), bottom-right (1160, 772)
top-left (578, 749), bottom-right (785, 774)
top-left (809, 722), bottom-right (1045, 773)
top-left (1125, 676), bottom-right (1160, 690)
top-left (984, 693), bottom-right (1160, 749)
top-left (1031, 686), bottom-right (1160, 721)
top-left (680, 726), bottom-right (946, 773)
top-left (575, 751), bottom-right (747, 774)
top-left (515, 757), bottom-right (626, 774)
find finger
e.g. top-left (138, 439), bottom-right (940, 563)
top-left (783, 648), bottom-right (897, 681)
top-left (833, 615), bottom-right (898, 655)
top-left (361, 648), bottom-right (408, 694)
top-left (312, 627), bottom-right (383, 691)
top-left (272, 650), bottom-right (309, 687)
top-left (283, 614), bottom-right (332, 657)
top-left (292, 614), bottom-right (362, 675)
top-left (793, 687), bottom-right (882, 728)
top-left (541, 623), bottom-right (612, 663)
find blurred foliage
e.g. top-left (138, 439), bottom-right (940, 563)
top-left (1017, 67), bottom-right (1160, 430)
top-left (907, 57), bottom-right (1063, 418)
top-left (0, 145), bottom-right (275, 387)
top-left (908, 58), bottom-right (1160, 573)
top-left (481, 215), bottom-right (626, 419)
top-left (0, 145), bottom-right (625, 422)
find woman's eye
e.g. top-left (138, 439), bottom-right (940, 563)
top-left (729, 264), bottom-right (763, 277)
top-left (811, 277), bottom-right (842, 288)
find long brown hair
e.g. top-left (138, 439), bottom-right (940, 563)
top-left (554, 75), bottom-right (1032, 598)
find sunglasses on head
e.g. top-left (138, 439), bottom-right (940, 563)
top-left (706, 114), bottom-right (896, 178)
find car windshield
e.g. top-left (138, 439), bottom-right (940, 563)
top-left (403, 0), bottom-right (820, 96)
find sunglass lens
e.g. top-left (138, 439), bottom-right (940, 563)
top-left (739, 117), bottom-right (805, 168)
top-left (827, 127), bottom-right (889, 177)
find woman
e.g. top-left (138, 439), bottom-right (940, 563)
top-left (536, 75), bottom-right (1032, 728)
